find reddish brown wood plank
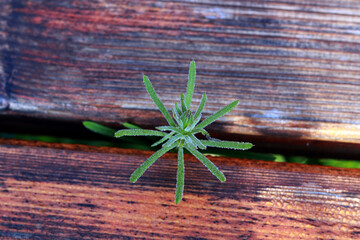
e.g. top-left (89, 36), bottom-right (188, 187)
top-left (1, 0), bottom-right (360, 145)
top-left (0, 139), bottom-right (359, 239)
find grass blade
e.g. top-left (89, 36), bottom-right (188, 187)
top-left (196, 100), bottom-right (238, 130)
top-left (83, 121), bottom-right (116, 138)
top-left (186, 60), bottom-right (196, 109)
top-left (143, 75), bottom-right (176, 127)
top-left (194, 93), bottom-right (207, 120)
top-left (115, 129), bottom-right (166, 138)
top-left (175, 147), bottom-right (185, 204)
top-left (201, 140), bottom-right (253, 150)
top-left (130, 142), bottom-right (177, 183)
top-left (185, 146), bottom-right (226, 182)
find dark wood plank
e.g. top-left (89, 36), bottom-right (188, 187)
top-left (1, 0), bottom-right (360, 146)
top-left (0, 139), bottom-right (359, 239)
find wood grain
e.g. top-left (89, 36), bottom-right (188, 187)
top-left (1, 0), bottom-right (360, 146)
top-left (0, 139), bottom-right (359, 239)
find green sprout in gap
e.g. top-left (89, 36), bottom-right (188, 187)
top-left (115, 60), bottom-right (253, 204)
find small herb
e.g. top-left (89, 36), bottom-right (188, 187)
top-left (115, 60), bottom-right (252, 204)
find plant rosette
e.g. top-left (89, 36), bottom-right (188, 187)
top-left (115, 61), bottom-right (253, 204)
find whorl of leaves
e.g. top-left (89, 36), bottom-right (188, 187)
top-left (113, 61), bottom-right (252, 204)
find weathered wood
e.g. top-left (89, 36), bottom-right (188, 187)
top-left (0, 139), bottom-right (359, 239)
top-left (1, 0), bottom-right (360, 147)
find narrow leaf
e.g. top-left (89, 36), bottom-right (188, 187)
top-left (156, 126), bottom-right (181, 134)
top-left (181, 112), bottom-right (190, 128)
top-left (192, 128), bottom-right (210, 137)
top-left (180, 93), bottom-right (187, 112)
top-left (175, 147), bottom-right (185, 204)
top-left (185, 114), bottom-right (201, 132)
top-left (163, 133), bottom-right (182, 148)
top-left (201, 140), bottom-right (253, 150)
top-left (194, 93), bottom-right (207, 120)
top-left (123, 122), bottom-right (160, 144)
top-left (185, 146), bottom-right (226, 182)
top-left (189, 134), bottom-right (206, 150)
top-left (180, 110), bottom-right (187, 122)
top-left (175, 102), bottom-right (182, 116)
top-left (206, 136), bottom-right (223, 143)
top-left (151, 132), bottom-right (175, 147)
top-left (83, 121), bottom-right (116, 138)
top-left (114, 129), bottom-right (166, 138)
top-left (143, 75), bottom-right (176, 127)
top-left (172, 108), bottom-right (184, 129)
top-left (196, 100), bottom-right (239, 130)
top-left (184, 135), bottom-right (196, 149)
top-left (123, 122), bottom-right (142, 129)
top-left (186, 60), bottom-right (196, 109)
top-left (130, 142), bottom-right (177, 183)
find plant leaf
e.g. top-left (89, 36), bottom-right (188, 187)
top-left (172, 108), bottom-right (184, 129)
top-left (175, 102), bottom-right (182, 116)
top-left (192, 128), bottom-right (210, 137)
top-left (163, 133), bottom-right (182, 148)
top-left (180, 93), bottom-right (187, 112)
top-left (185, 145), bottom-right (226, 182)
top-left (130, 142), bottom-right (177, 183)
top-left (189, 134), bottom-right (206, 150)
top-left (143, 75), bottom-right (176, 127)
top-left (185, 114), bottom-right (201, 132)
top-left (114, 129), bottom-right (166, 138)
top-left (123, 122), bottom-right (142, 129)
top-left (201, 140), bottom-right (253, 150)
top-left (83, 121), bottom-right (116, 138)
top-left (186, 60), bottom-right (196, 109)
top-left (184, 135), bottom-right (196, 148)
top-left (151, 132), bottom-right (175, 147)
top-left (175, 147), bottom-right (185, 204)
top-left (156, 126), bottom-right (181, 134)
top-left (196, 100), bottom-right (238, 130)
top-left (194, 93), bottom-right (207, 120)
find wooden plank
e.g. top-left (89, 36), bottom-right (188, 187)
top-left (0, 139), bottom-right (359, 239)
top-left (1, 0), bottom-right (360, 145)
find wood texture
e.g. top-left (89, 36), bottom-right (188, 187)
top-left (0, 139), bottom-right (359, 239)
top-left (1, 0), bottom-right (360, 146)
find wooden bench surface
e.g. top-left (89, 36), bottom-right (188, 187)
top-left (1, 0), bottom-right (360, 239)
top-left (0, 139), bottom-right (359, 239)
top-left (1, 0), bottom-right (360, 147)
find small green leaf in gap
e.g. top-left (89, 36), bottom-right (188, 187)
top-left (83, 121), bottom-right (116, 138)
top-left (123, 122), bottom-right (142, 129)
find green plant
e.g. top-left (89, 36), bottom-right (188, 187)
top-left (114, 60), bottom-right (252, 204)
